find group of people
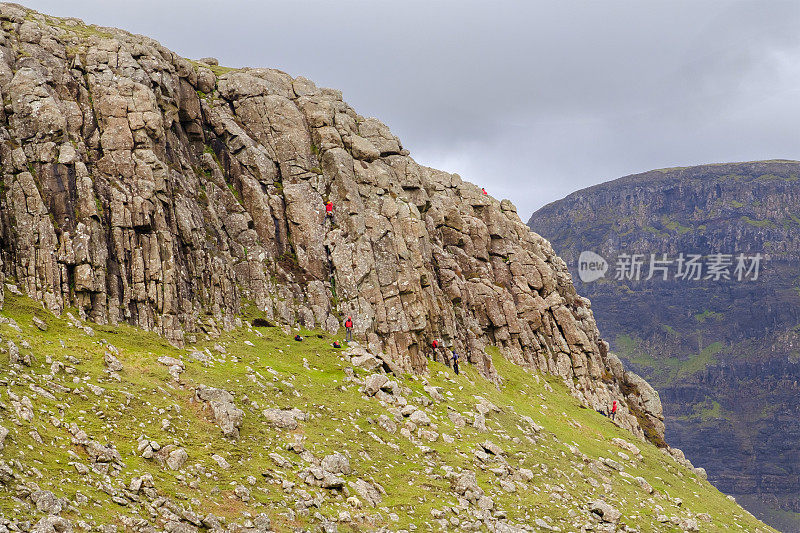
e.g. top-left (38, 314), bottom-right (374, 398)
top-left (431, 338), bottom-right (460, 375)
top-left (598, 400), bottom-right (618, 421)
top-left (308, 313), bottom-right (463, 376)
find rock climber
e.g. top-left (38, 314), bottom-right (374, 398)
top-left (481, 187), bottom-right (488, 195)
top-left (452, 350), bottom-right (460, 375)
top-left (344, 316), bottom-right (353, 342)
top-left (431, 339), bottom-right (439, 360)
top-left (325, 201), bottom-right (334, 225)
top-left (611, 400), bottom-right (617, 421)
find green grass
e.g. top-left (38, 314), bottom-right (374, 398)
top-left (661, 215), bottom-right (693, 235)
top-left (0, 294), bottom-right (772, 531)
top-left (695, 310), bottom-right (723, 323)
top-left (189, 59), bottom-right (238, 77)
top-left (742, 216), bottom-right (776, 229)
top-left (614, 334), bottom-right (726, 386)
top-left (677, 342), bottom-right (724, 378)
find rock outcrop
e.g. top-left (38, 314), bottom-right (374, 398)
top-left (0, 3), bottom-right (661, 443)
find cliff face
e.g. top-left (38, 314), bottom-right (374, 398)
top-left (0, 4), bottom-right (662, 442)
top-left (528, 161), bottom-right (800, 527)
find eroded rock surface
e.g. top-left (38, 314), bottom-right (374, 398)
top-left (0, 3), bottom-right (661, 443)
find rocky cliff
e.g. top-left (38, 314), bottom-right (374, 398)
top-left (528, 160), bottom-right (800, 529)
top-left (0, 3), bottom-right (664, 443)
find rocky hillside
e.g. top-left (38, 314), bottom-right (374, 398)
top-left (528, 160), bottom-right (800, 531)
top-left (0, 2), bottom-right (666, 445)
top-left (0, 292), bottom-right (773, 531)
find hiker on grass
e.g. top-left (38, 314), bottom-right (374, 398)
top-left (611, 400), bottom-right (617, 421)
top-left (294, 334), bottom-right (303, 342)
top-left (344, 316), bottom-right (353, 342)
top-left (452, 350), bottom-right (460, 375)
top-left (325, 201), bottom-right (334, 225)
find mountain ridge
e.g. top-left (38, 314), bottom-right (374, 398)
top-left (536, 160), bottom-right (800, 211)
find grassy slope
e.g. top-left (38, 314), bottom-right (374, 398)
top-left (0, 294), bottom-right (772, 531)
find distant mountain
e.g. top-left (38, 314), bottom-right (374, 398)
top-left (528, 160), bottom-right (800, 531)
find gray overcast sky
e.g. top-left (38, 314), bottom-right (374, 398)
top-left (19, 0), bottom-right (800, 218)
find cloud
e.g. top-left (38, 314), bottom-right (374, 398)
top-left (20, 0), bottom-right (800, 217)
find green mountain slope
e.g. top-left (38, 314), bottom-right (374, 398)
top-left (0, 293), bottom-right (772, 531)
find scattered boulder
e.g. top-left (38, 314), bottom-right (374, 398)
top-left (480, 440), bottom-right (504, 456)
top-left (377, 414), bottom-right (397, 433)
top-left (211, 454), bottom-right (231, 470)
top-left (611, 437), bottom-right (640, 457)
top-left (363, 374), bottom-right (388, 396)
top-left (350, 479), bottom-right (383, 506)
top-left (448, 410), bottom-right (466, 428)
top-left (351, 353), bottom-right (380, 371)
top-left (424, 385), bottom-right (444, 402)
top-left (31, 490), bottom-right (65, 515)
top-left (166, 447), bottom-right (188, 470)
top-left (196, 385), bottom-right (244, 438)
top-left (453, 470), bottom-right (484, 502)
top-left (104, 352), bottom-right (123, 372)
top-left (31, 517), bottom-right (74, 533)
top-left (409, 410), bottom-right (431, 426)
top-left (9, 340), bottom-right (31, 366)
top-left (321, 453), bottom-right (351, 475)
top-left (589, 500), bottom-right (621, 524)
top-left (263, 408), bottom-right (307, 429)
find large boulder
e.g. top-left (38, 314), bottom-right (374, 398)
top-left (263, 408), bottom-right (307, 430)
top-left (196, 385), bottom-right (245, 438)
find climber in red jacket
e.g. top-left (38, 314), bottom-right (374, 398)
top-left (344, 316), bottom-right (353, 342)
top-left (611, 400), bottom-right (618, 421)
top-left (325, 201), bottom-right (334, 225)
top-left (481, 187), bottom-right (488, 195)
top-left (431, 339), bottom-right (439, 360)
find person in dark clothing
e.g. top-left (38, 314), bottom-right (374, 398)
top-left (344, 316), bottom-right (353, 342)
top-left (294, 334), bottom-right (303, 342)
top-left (332, 341), bottom-right (341, 349)
top-left (611, 400), bottom-right (617, 421)
top-left (452, 350), bottom-right (460, 375)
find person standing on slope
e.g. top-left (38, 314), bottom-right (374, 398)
top-left (452, 350), bottom-right (460, 375)
top-left (431, 339), bottom-right (439, 360)
top-left (344, 316), bottom-right (353, 342)
top-left (611, 400), bottom-right (617, 421)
